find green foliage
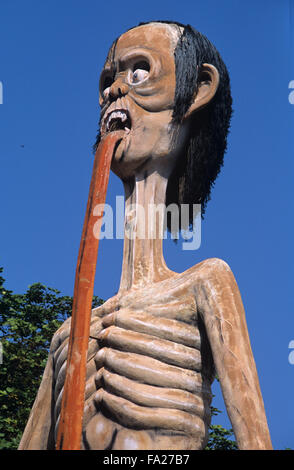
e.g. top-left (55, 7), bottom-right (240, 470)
top-left (0, 268), bottom-right (103, 449)
top-left (205, 424), bottom-right (238, 450)
top-left (205, 406), bottom-right (238, 450)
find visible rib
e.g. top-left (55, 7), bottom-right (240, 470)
top-left (97, 326), bottom-right (201, 370)
top-left (102, 310), bottom-right (200, 348)
top-left (99, 368), bottom-right (206, 417)
top-left (94, 348), bottom-right (202, 393)
top-left (95, 389), bottom-right (204, 436)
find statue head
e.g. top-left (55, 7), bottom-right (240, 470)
top-left (95, 21), bottom-right (232, 228)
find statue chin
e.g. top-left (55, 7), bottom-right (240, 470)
top-left (110, 138), bottom-right (146, 179)
top-left (110, 134), bottom-right (167, 179)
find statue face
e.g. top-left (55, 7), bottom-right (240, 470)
top-left (99, 23), bottom-right (180, 178)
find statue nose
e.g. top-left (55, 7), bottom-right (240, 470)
top-left (109, 78), bottom-right (129, 99)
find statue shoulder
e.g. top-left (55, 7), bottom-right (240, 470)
top-left (49, 294), bottom-right (120, 353)
top-left (92, 293), bottom-right (120, 318)
top-left (183, 257), bottom-right (234, 283)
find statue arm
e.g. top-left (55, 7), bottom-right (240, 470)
top-left (18, 350), bottom-right (55, 450)
top-left (194, 258), bottom-right (272, 450)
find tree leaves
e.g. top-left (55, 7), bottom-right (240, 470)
top-left (0, 267), bottom-right (103, 450)
top-left (205, 424), bottom-right (238, 450)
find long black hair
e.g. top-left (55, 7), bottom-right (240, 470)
top-left (164, 22), bottom-right (232, 229)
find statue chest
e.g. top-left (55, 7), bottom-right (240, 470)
top-left (52, 287), bottom-right (214, 449)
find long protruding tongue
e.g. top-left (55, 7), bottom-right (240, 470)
top-left (56, 131), bottom-right (124, 450)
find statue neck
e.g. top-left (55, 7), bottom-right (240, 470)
top-left (118, 167), bottom-right (173, 293)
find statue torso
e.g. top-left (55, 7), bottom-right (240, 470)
top-left (51, 272), bottom-right (215, 450)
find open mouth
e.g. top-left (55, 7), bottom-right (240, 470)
top-left (104, 109), bottom-right (131, 134)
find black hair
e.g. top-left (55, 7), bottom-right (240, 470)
top-left (167, 23), bottom-right (232, 229)
top-left (94, 21), bottom-right (233, 230)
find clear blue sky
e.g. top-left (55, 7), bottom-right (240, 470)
top-left (0, 0), bottom-right (293, 449)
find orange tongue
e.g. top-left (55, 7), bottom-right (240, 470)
top-left (56, 131), bottom-right (124, 450)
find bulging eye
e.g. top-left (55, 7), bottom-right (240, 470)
top-left (129, 61), bottom-right (150, 84)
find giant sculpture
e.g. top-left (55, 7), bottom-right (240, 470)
top-left (19, 21), bottom-right (272, 450)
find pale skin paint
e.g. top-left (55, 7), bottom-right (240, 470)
top-left (19, 23), bottom-right (272, 450)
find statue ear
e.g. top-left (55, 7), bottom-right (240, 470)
top-left (184, 63), bottom-right (219, 118)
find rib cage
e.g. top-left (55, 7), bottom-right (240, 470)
top-left (51, 294), bottom-right (214, 450)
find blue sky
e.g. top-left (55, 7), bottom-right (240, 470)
top-left (0, 0), bottom-right (293, 449)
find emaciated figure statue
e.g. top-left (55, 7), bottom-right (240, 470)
top-left (19, 21), bottom-right (272, 450)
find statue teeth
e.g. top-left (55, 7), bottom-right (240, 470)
top-left (106, 110), bottom-right (128, 131)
